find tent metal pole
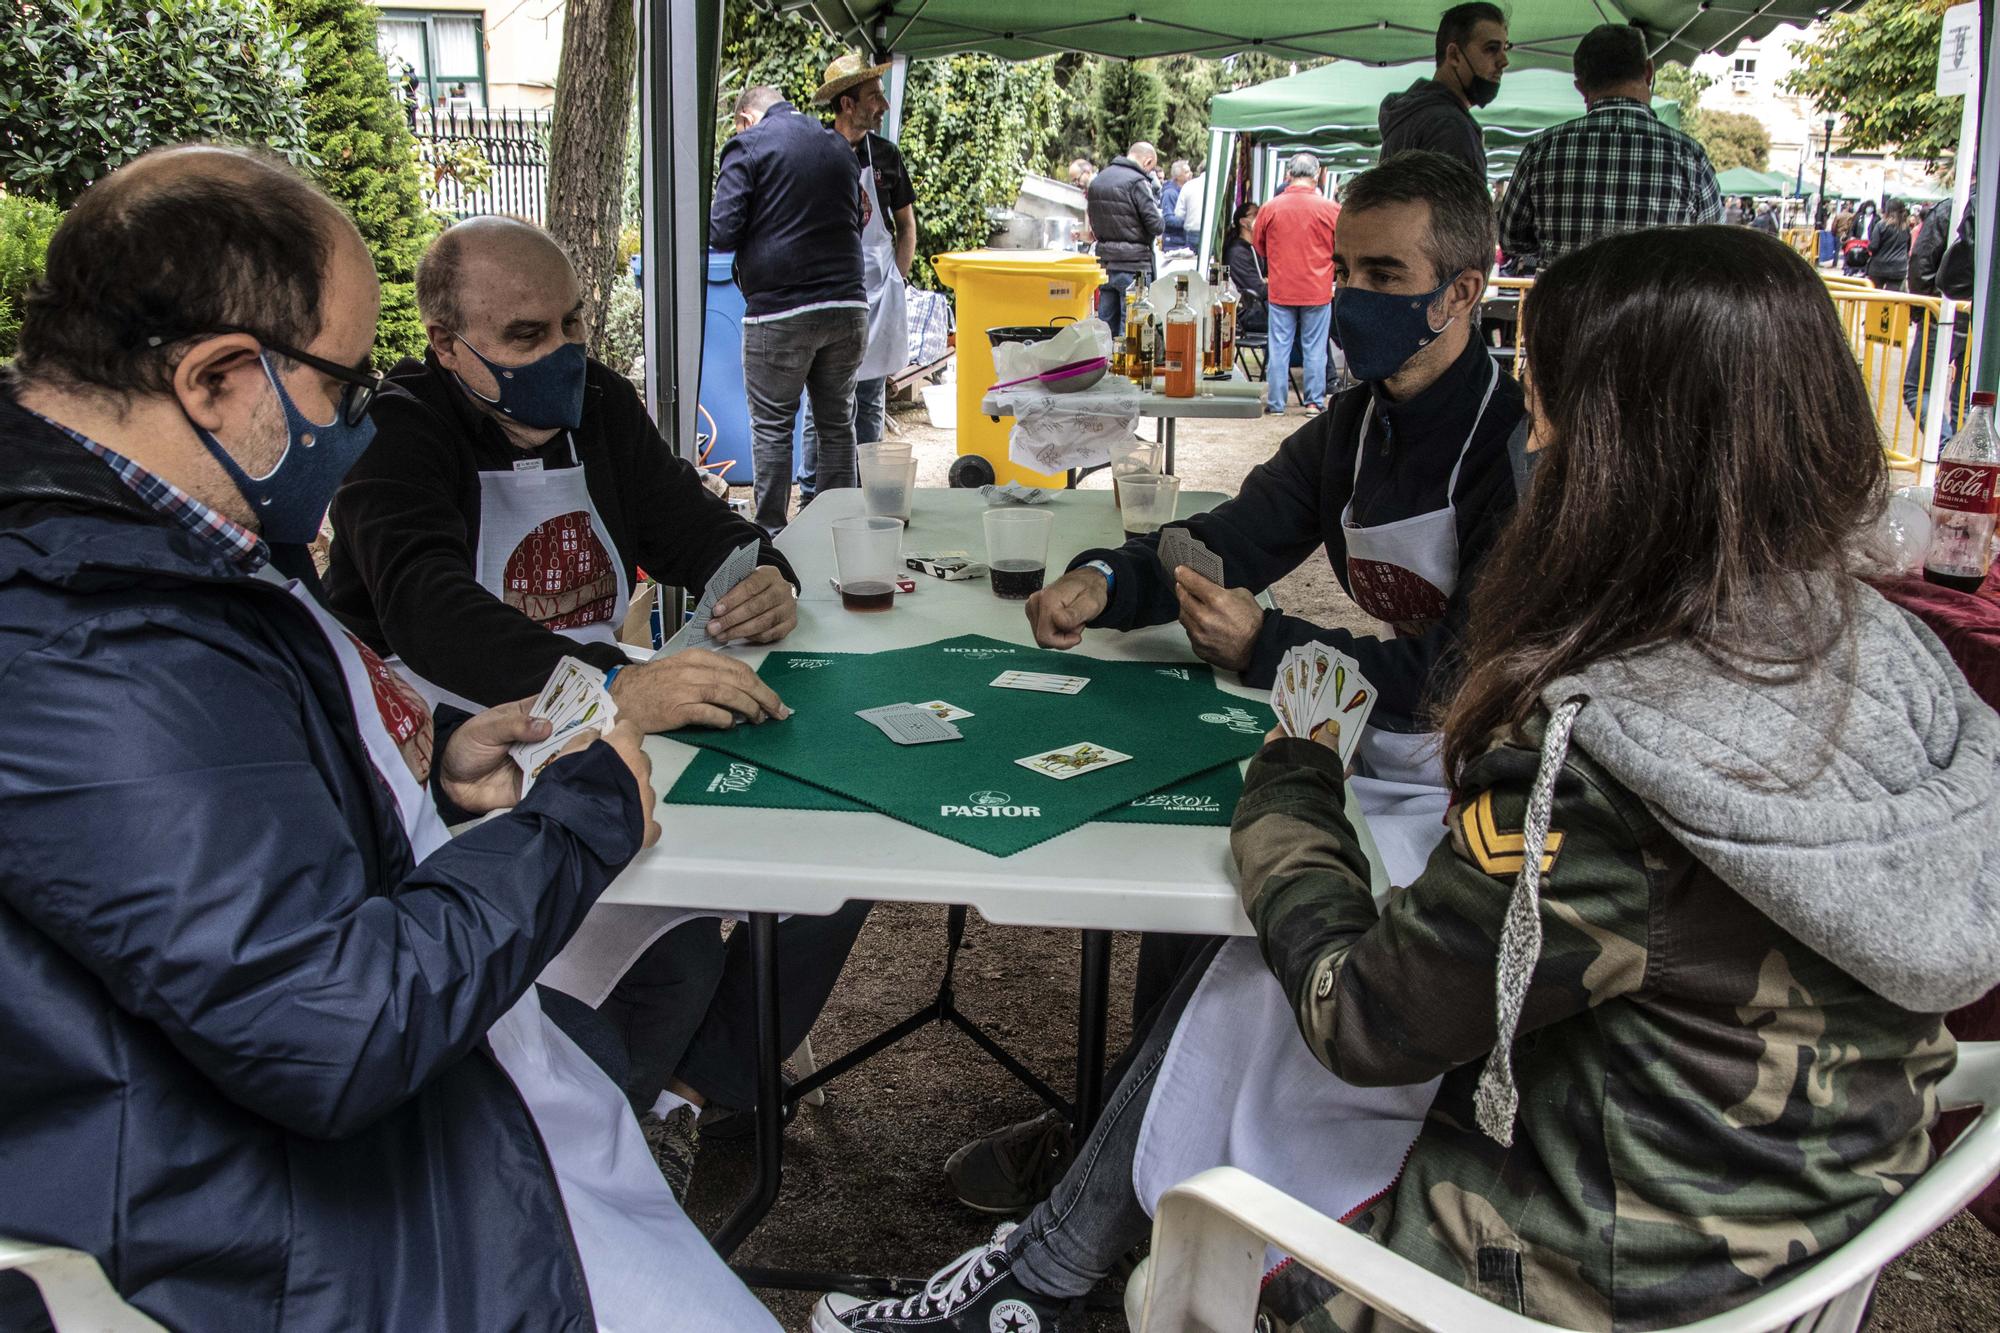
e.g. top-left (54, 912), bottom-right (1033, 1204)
top-left (1927, 66), bottom-right (1980, 475)
top-left (1971, 4), bottom-right (2000, 397)
top-left (1198, 128), bottom-right (1230, 273)
top-left (640, 0), bottom-right (714, 462)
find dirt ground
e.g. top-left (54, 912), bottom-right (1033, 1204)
top-left (681, 399), bottom-right (2000, 1333)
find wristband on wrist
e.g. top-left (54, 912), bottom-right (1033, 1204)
top-left (1083, 559), bottom-right (1115, 596)
top-left (603, 664), bottom-right (624, 691)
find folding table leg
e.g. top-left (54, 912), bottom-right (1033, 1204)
top-left (1163, 418), bottom-right (1177, 475)
top-left (711, 911), bottom-right (784, 1259)
top-left (1074, 929), bottom-right (1113, 1136)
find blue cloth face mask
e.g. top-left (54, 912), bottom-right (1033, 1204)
top-left (453, 335), bottom-right (587, 430)
top-left (1332, 275), bottom-right (1460, 383)
top-left (192, 351), bottom-right (377, 546)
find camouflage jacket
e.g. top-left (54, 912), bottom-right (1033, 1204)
top-left (1231, 723), bottom-right (1952, 1332)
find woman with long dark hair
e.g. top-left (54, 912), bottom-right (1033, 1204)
top-left (1221, 198), bottom-right (1268, 333)
top-left (810, 226), bottom-right (2000, 1333)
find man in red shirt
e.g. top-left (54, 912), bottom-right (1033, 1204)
top-left (1253, 152), bottom-right (1341, 414)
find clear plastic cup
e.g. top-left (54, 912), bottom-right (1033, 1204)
top-left (1109, 437), bottom-right (1162, 512)
top-left (1116, 473), bottom-right (1180, 539)
top-left (861, 454), bottom-right (918, 522)
top-left (982, 507), bottom-right (1053, 600)
top-left (831, 515), bottom-right (903, 612)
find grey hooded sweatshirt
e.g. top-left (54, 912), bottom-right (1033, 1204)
top-left (1378, 78), bottom-right (1487, 179)
top-left (1473, 576), bottom-right (2000, 1138)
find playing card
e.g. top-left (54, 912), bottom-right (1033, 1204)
top-left (868, 704), bottom-right (962, 745)
top-left (913, 699), bottom-right (973, 722)
top-left (1015, 741), bottom-right (1133, 780)
top-left (514, 656), bottom-right (620, 794)
top-left (530, 656), bottom-right (604, 728)
top-left (990, 670), bottom-right (1089, 694)
top-left (668, 540), bottom-right (761, 650)
top-left (1269, 645), bottom-right (1372, 766)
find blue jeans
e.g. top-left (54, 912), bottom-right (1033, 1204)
top-left (800, 376), bottom-right (885, 501)
top-left (1267, 301), bottom-right (1330, 411)
top-left (1096, 267), bottom-right (1151, 339)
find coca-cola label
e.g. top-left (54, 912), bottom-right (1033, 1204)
top-left (1934, 462), bottom-right (2000, 515)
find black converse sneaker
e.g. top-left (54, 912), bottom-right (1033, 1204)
top-left (811, 1225), bottom-right (1068, 1333)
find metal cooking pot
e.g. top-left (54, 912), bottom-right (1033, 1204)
top-left (984, 208), bottom-right (1043, 250)
top-left (985, 318), bottom-right (1076, 346)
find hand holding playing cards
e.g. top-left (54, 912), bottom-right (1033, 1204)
top-left (1025, 568), bottom-right (1111, 649)
top-left (440, 697), bottom-right (553, 815)
top-left (707, 565), bottom-right (797, 644)
top-left (608, 648), bottom-right (791, 732)
top-left (1174, 567), bottom-right (1263, 673)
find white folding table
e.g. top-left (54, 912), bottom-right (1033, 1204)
top-left (607, 488), bottom-right (1381, 1292)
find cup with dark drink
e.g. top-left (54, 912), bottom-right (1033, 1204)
top-left (832, 515), bottom-right (903, 612)
top-left (983, 507), bottom-right (1053, 600)
top-left (1116, 472), bottom-right (1180, 540)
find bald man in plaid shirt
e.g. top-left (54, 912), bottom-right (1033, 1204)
top-left (1497, 24), bottom-right (1720, 270)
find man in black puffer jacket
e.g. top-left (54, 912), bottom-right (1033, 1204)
top-left (1906, 189), bottom-right (1976, 440)
top-left (1086, 142), bottom-right (1163, 333)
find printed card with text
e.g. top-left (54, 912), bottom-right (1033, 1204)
top-left (1015, 741), bottom-right (1132, 780)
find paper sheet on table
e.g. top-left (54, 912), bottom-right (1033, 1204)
top-left (1007, 396), bottom-right (1141, 474)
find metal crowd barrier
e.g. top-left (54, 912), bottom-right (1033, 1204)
top-left (1476, 273), bottom-right (1969, 476)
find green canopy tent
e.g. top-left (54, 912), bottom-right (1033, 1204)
top-left (1205, 62), bottom-right (1681, 255)
top-left (1713, 166), bottom-right (1795, 196)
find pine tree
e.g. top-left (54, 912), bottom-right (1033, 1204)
top-left (274, 0), bottom-right (438, 362)
top-left (1092, 60), bottom-right (1166, 161)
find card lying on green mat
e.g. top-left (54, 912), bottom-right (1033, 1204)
top-left (666, 634), bottom-right (1273, 856)
top-left (667, 748), bottom-right (1245, 826)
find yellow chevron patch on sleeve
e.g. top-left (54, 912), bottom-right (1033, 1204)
top-left (1463, 789), bottom-right (1565, 878)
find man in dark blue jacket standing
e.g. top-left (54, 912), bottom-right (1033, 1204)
top-left (711, 83), bottom-right (867, 534)
top-left (0, 145), bottom-right (780, 1332)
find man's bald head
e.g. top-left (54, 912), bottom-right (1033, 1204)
top-left (1127, 142), bottom-right (1157, 173)
top-left (17, 144), bottom-right (364, 396)
top-left (416, 216), bottom-right (575, 332)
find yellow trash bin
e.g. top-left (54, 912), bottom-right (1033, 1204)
top-left (933, 249), bottom-right (1106, 488)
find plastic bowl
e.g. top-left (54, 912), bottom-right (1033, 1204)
top-left (1041, 358), bottom-right (1108, 393)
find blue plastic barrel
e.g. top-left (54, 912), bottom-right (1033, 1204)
top-left (696, 251), bottom-right (809, 488)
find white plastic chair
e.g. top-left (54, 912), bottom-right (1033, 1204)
top-left (1134, 1040), bottom-right (2000, 1333)
top-left (0, 1236), bottom-right (165, 1331)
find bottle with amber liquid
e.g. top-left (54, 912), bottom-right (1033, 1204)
top-left (1125, 285), bottom-right (1154, 386)
top-left (1164, 275), bottom-right (1198, 398)
top-left (1211, 263), bottom-right (1239, 379)
top-left (1202, 263), bottom-right (1224, 376)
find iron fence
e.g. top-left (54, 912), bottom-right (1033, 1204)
top-left (410, 105), bottom-right (552, 224)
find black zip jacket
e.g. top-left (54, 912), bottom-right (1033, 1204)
top-left (1379, 78), bottom-right (1487, 179)
top-left (1087, 156), bottom-right (1165, 271)
top-left (1070, 336), bottom-right (1525, 732)
top-left (709, 100), bottom-right (864, 318)
top-left (324, 353), bottom-right (794, 706)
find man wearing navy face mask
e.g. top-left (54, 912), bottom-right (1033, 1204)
top-left (1002, 154), bottom-right (1524, 1111)
top-left (326, 216), bottom-right (798, 730)
top-left (0, 145), bottom-right (785, 1331)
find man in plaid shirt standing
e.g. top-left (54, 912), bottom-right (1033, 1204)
top-left (1497, 25), bottom-right (1721, 270)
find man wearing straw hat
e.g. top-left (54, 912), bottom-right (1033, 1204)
top-left (800, 52), bottom-right (917, 487)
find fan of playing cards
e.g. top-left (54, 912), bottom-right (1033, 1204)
top-left (664, 540), bottom-right (762, 652)
top-left (513, 656), bottom-right (620, 794)
top-left (1270, 644), bottom-right (1377, 766)
top-left (1157, 525), bottom-right (1223, 587)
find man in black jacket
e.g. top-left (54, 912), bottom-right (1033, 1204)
top-left (0, 143), bottom-right (778, 1331)
top-left (1906, 189), bottom-right (1976, 440)
top-left (1086, 142), bottom-right (1163, 333)
top-left (1378, 2), bottom-right (1509, 179)
top-left (326, 215), bottom-right (871, 1178)
top-left (1868, 198), bottom-right (1914, 288)
top-left (710, 84), bottom-right (866, 533)
top-left (947, 153), bottom-right (1527, 1217)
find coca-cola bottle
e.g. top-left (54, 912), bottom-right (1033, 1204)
top-left (1925, 390), bottom-right (2000, 593)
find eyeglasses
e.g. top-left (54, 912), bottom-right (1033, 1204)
top-left (149, 326), bottom-right (384, 426)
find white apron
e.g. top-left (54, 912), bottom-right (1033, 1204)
top-left (397, 437), bottom-right (629, 716)
top-left (1340, 357), bottom-right (1500, 886)
top-left (281, 579), bottom-right (776, 1333)
top-left (1129, 366), bottom-right (1509, 1256)
top-left (854, 136), bottom-right (910, 382)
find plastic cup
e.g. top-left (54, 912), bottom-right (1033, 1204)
top-left (831, 515), bottom-right (903, 612)
top-left (983, 507), bottom-right (1053, 600)
top-left (860, 454), bottom-right (918, 523)
top-left (1116, 473), bottom-right (1180, 539)
top-left (1109, 437), bottom-right (1163, 512)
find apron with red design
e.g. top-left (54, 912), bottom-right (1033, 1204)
top-left (398, 436), bottom-right (631, 716)
top-left (1341, 356), bottom-right (1500, 887)
top-left (281, 577), bottom-right (777, 1332)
